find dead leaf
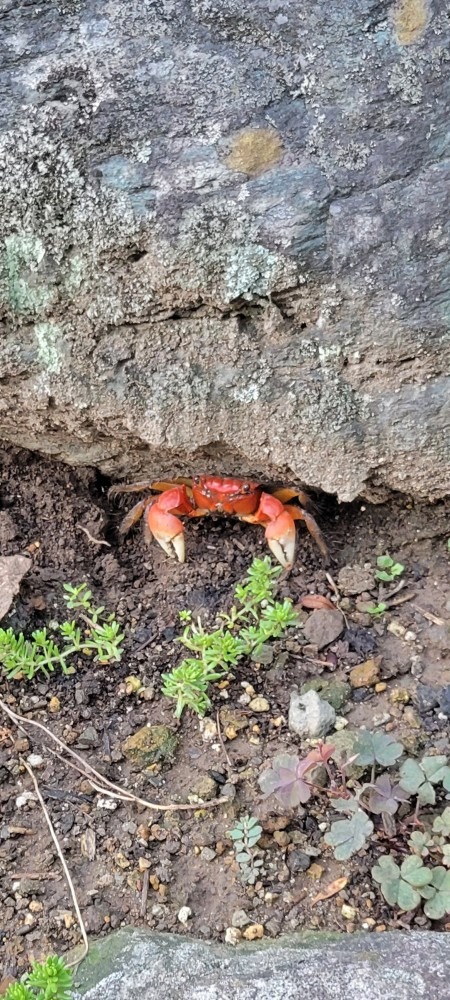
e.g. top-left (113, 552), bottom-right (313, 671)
top-left (0, 554), bottom-right (31, 620)
top-left (312, 876), bottom-right (348, 904)
top-left (299, 594), bottom-right (335, 611)
top-left (80, 828), bottom-right (96, 860)
top-left (0, 978), bottom-right (15, 996)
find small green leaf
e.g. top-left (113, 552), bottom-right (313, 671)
top-left (377, 555), bottom-right (394, 569)
top-left (376, 570), bottom-right (394, 582)
top-left (324, 809), bottom-right (373, 860)
top-left (423, 867), bottom-right (450, 919)
top-left (354, 730), bottom-right (404, 768)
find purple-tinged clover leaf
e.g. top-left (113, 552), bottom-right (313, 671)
top-left (258, 753), bottom-right (313, 808)
top-left (364, 774), bottom-right (410, 816)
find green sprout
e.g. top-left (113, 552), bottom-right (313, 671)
top-left (375, 554), bottom-right (405, 583)
top-left (361, 602), bottom-right (388, 618)
top-left (162, 556), bottom-right (299, 718)
top-left (5, 955), bottom-right (73, 1000)
top-left (0, 583), bottom-right (124, 682)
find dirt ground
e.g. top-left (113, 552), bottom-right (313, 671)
top-left (0, 446), bottom-right (449, 976)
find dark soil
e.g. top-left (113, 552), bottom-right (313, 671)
top-left (0, 446), bottom-right (449, 975)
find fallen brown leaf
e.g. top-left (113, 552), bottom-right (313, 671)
top-left (0, 978), bottom-right (15, 996)
top-left (0, 554), bottom-right (31, 620)
top-left (312, 876), bottom-right (348, 904)
top-left (299, 594), bottom-right (335, 610)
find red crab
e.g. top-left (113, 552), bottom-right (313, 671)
top-left (109, 475), bottom-right (328, 569)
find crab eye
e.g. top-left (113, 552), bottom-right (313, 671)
top-left (193, 475), bottom-right (200, 485)
top-left (242, 483), bottom-right (250, 493)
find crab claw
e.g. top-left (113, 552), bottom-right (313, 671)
top-left (264, 510), bottom-right (296, 569)
top-left (147, 504), bottom-right (186, 562)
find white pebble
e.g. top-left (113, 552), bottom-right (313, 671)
top-left (97, 798), bottom-right (119, 811)
top-left (178, 906), bottom-right (192, 925)
top-left (225, 927), bottom-right (242, 945)
top-left (199, 718), bottom-right (217, 742)
top-left (16, 791), bottom-right (37, 808)
top-left (26, 754), bottom-right (44, 769)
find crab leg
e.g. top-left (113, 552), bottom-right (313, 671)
top-left (147, 486), bottom-right (195, 562)
top-left (241, 493), bottom-right (297, 569)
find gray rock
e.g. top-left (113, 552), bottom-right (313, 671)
top-left (288, 689), bottom-right (336, 738)
top-left (1, 4), bottom-right (450, 504)
top-left (75, 928), bottom-right (450, 999)
top-left (286, 850), bottom-right (311, 874)
top-left (414, 684), bottom-right (443, 714)
top-left (231, 909), bottom-right (251, 929)
top-left (303, 610), bottom-right (344, 650)
top-left (301, 678), bottom-right (351, 713)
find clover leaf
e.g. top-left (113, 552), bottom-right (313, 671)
top-left (423, 867), bottom-right (450, 920)
top-left (258, 753), bottom-right (312, 808)
top-left (433, 807), bottom-right (450, 839)
top-left (364, 774), bottom-right (410, 815)
top-left (372, 854), bottom-right (433, 910)
top-left (324, 808), bottom-right (373, 860)
top-left (399, 756), bottom-right (450, 806)
top-left (354, 730), bottom-right (404, 768)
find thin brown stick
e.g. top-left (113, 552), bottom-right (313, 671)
top-left (76, 523), bottom-right (111, 547)
top-left (413, 605), bottom-right (446, 627)
top-left (325, 571), bottom-right (349, 627)
top-left (0, 699), bottom-right (229, 813)
top-left (216, 709), bottom-right (232, 768)
top-left (21, 760), bottom-right (89, 969)
top-left (48, 747), bottom-right (229, 813)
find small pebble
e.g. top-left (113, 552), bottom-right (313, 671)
top-left (48, 696), bottom-right (60, 714)
top-left (16, 791), bottom-right (36, 808)
top-left (231, 909), bottom-right (251, 928)
top-left (249, 697), bottom-right (270, 713)
top-left (403, 707), bottom-right (421, 729)
top-left (273, 830), bottom-right (290, 847)
top-left (334, 717), bottom-right (348, 730)
top-left (243, 923), bottom-right (264, 940)
top-left (26, 754), bottom-right (44, 769)
top-left (200, 719), bottom-right (217, 742)
top-left (375, 682), bottom-right (387, 693)
top-left (341, 904), bottom-right (357, 920)
top-left (404, 631), bottom-right (416, 643)
top-left (390, 687), bottom-right (410, 704)
top-left (225, 927), bottom-right (242, 945)
top-left (177, 906), bottom-right (192, 925)
top-left (387, 621), bottom-right (406, 638)
top-left (350, 658), bottom-right (381, 688)
top-left (200, 847), bottom-right (216, 862)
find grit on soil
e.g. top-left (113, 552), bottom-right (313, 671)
top-left (0, 446), bottom-right (449, 976)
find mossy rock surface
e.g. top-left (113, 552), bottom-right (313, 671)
top-left (121, 725), bottom-right (177, 767)
top-left (75, 927), bottom-right (450, 999)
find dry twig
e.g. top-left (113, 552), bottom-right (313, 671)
top-left (0, 699), bottom-right (229, 813)
top-left (21, 759), bottom-right (89, 968)
top-left (216, 709), bottom-right (233, 768)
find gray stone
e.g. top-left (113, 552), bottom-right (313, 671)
top-left (301, 678), bottom-right (351, 713)
top-left (288, 689), bottom-right (336, 738)
top-left (303, 610), bottom-right (344, 650)
top-left (414, 684), bottom-right (443, 714)
top-left (75, 928), bottom-right (450, 999)
top-left (231, 909), bottom-right (251, 929)
top-left (1, 4), bottom-right (450, 504)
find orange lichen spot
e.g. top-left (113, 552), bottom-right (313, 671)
top-left (225, 128), bottom-right (283, 176)
top-left (393, 0), bottom-right (429, 45)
